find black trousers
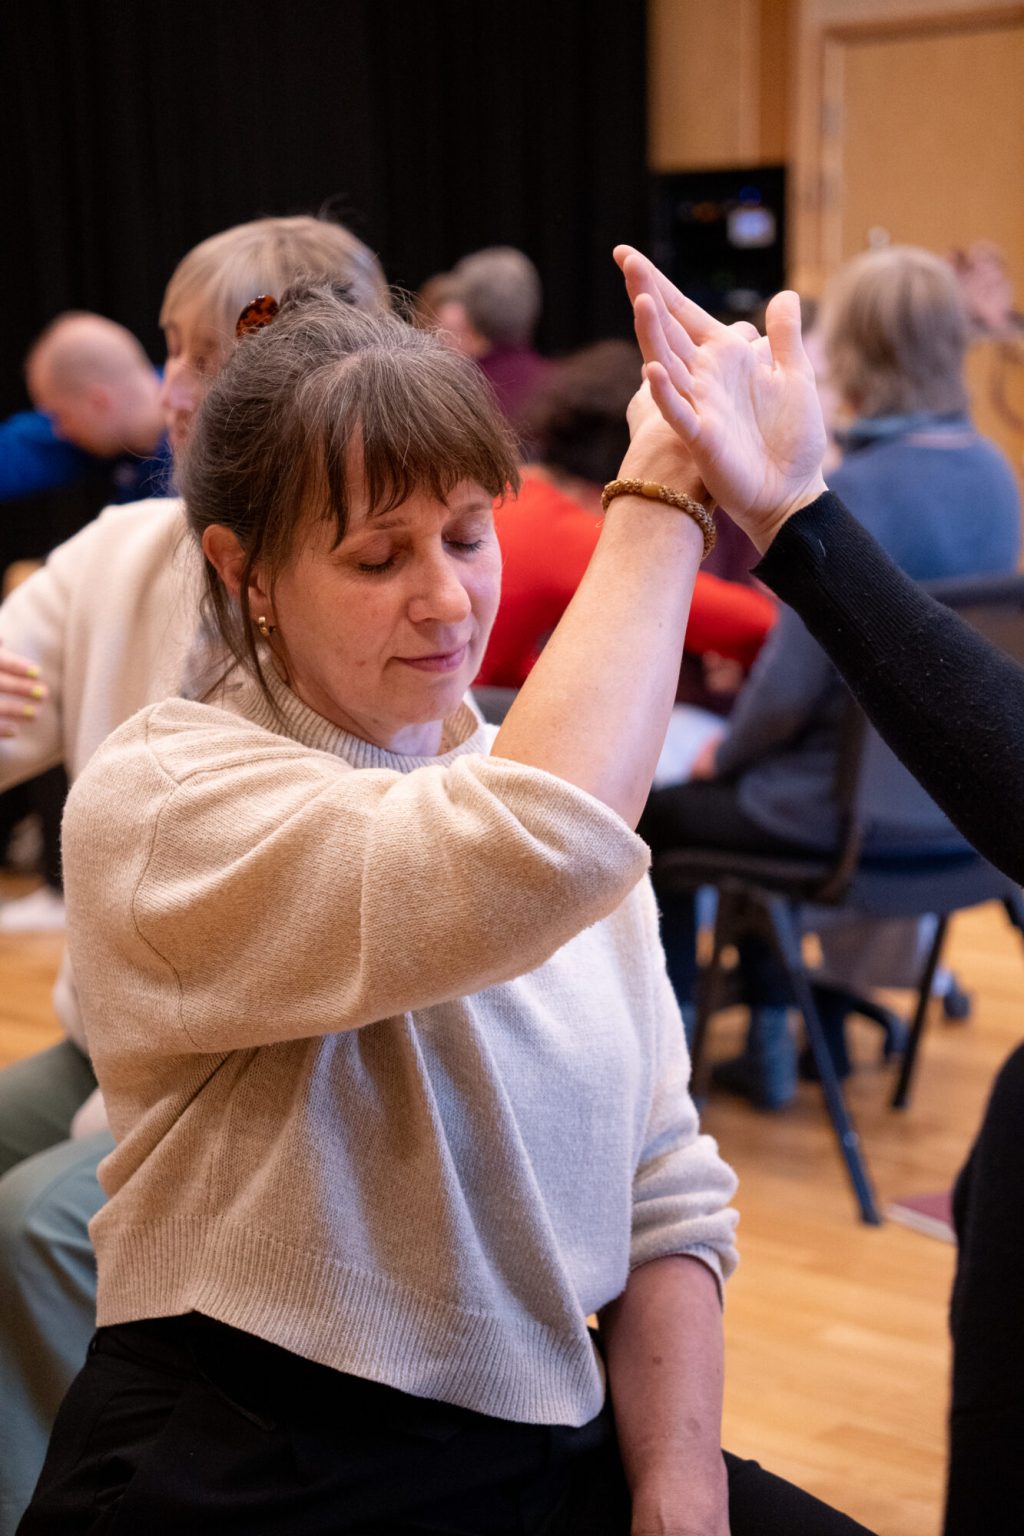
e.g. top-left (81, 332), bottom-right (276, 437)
top-left (945, 1042), bottom-right (1024, 1534)
top-left (20, 1315), bottom-right (875, 1535)
top-left (0, 766), bottom-right (67, 890)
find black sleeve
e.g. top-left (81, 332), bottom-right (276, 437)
top-left (753, 491), bottom-right (1024, 884)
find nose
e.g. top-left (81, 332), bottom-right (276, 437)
top-left (159, 357), bottom-right (200, 420)
top-left (407, 547), bottom-right (473, 629)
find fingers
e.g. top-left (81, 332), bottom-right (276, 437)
top-left (0, 646), bottom-right (48, 739)
top-left (645, 360), bottom-right (700, 443)
top-left (0, 695), bottom-right (42, 722)
top-left (617, 248), bottom-right (725, 344)
top-left (764, 290), bottom-right (809, 370)
top-left (0, 644), bottom-right (44, 681)
top-left (625, 378), bottom-right (659, 437)
top-left (633, 291), bottom-right (697, 381)
top-left (0, 664), bottom-right (47, 704)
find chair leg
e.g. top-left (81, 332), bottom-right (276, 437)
top-left (690, 892), bottom-right (738, 1101)
top-left (764, 896), bottom-right (882, 1225)
top-left (810, 981), bottom-right (908, 1061)
top-left (891, 914), bottom-right (950, 1111)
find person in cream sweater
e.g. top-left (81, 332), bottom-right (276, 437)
top-left (23, 285), bottom-right (871, 1535)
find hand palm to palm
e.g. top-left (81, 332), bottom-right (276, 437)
top-left (615, 247), bottom-right (827, 543)
top-left (682, 332), bottom-right (824, 515)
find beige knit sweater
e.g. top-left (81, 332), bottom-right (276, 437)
top-left (63, 665), bottom-right (739, 1427)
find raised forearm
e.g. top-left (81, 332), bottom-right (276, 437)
top-left (601, 1255), bottom-right (729, 1535)
top-left (494, 489), bottom-right (704, 827)
top-left (757, 492), bottom-right (1024, 883)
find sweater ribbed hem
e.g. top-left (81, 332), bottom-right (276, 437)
top-left (94, 1215), bottom-right (605, 1427)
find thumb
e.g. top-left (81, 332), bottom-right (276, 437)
top-left (765, 290), bottom-right (809, 370)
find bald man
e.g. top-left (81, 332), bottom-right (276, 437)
top-left (0, 318), bottom-right (172, 938)
top-left (0, 312), bottom-right (171, 507)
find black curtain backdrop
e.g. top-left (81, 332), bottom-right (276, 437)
top-left (0, 0), bottom-right (649, 418)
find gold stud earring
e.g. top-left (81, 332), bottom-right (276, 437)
top-left (256, 615), bottom-right (276, 639)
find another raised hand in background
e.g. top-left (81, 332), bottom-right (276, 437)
top-left (614, 246), bottom-right (827, 550)
top-left (951, 241), bottom-right (1017, 339)
top-left (0, 644), bottom-right (47, 737)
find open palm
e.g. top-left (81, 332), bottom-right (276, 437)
top-left (616, 247), bottom-right (827, 547)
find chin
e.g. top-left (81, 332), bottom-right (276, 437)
top-left (419, 680), bottom-right (470, 720)
top-left (404, 674), bottom-right (472, 727)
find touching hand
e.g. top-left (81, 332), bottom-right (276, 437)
top-left (952, 241), bottom-right (1015, 337)
top-left (614, 246), bottom-right (827, 551)
top-left (688, 737), bottom-right (719, 781)
top-left (0, 644), bottom-right (47, 737)
top-left (618, 379), bottom-right (709, 505)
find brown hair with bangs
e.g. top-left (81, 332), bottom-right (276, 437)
top-left (179, 282), bottom-right (520, 697)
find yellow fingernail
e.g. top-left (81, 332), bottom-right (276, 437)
top-left (25, 664), bottom-right (40, 678)
top-left (22, 704), bottom-right (36, 719)
top-left (31, 683), bottom-right (45, 700)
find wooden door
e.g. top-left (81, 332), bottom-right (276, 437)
top-left (817, 11), bottom-right (1024, 496)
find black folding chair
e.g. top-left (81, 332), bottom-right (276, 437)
top-left (653, 572), bottom-right (1024, 1225)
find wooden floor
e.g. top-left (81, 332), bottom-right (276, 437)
top-left (1, 889), bottom-right (1021, 1535)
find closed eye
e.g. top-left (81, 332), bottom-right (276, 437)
top-left (358, 537), bottom-right (487, 575)
top-left (446, 537), bottom-right (486, 555)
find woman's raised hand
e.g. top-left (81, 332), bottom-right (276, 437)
top-left (615, 246), bottom-right (828, 552)
top-left (0, 643), bottom-right (47, 737)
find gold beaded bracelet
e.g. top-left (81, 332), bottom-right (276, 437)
top-left (601, 478), bottom-right (717, 561)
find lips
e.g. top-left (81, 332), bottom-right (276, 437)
top-left (398, 644), bottom-right (469, 674)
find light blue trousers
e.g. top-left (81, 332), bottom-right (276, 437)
top-left (0, 1042), bottom-right (110, 1536)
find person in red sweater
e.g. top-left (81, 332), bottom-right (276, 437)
top-left (475, 340), bottom-right (775, 690)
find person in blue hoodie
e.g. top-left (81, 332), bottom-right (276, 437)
top-left (0, 312), bottom-right (171, 508)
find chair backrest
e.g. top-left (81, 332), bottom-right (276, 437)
top-left (830, 571), bottom-right (1024, 886)
top-left (923, 570), bottom-right (1024, 664)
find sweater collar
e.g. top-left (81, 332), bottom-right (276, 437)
top-left (835, 410), bottom-right (972, 453)
top-left (220, 657), bottom-right (488, 773)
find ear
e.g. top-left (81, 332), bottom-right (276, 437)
top-left (201, 525), bottom-right (273, 621)
top-left (462, 322), bottom-right (490, 360)
top-left (84, 383), bottom-right (113, 415)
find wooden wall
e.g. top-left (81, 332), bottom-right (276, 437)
top-left (648, 0), bottom-right (1024, 496)
top-left (648, 0), bottom-right (795, 171)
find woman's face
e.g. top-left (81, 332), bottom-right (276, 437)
top-left (160, 304), bottom-right (228, 454)
top-left (262, 479), bottom-right (502, 755)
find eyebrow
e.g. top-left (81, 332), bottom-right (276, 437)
top-left (361, 497), bottom-right (492, 533)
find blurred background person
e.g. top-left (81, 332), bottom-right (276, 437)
top-left (440, 245), bottom-right (552, 428)
top-left (1, 313), bottom-right (171, 510)
top-left (0, 314), bottom-right (174, 930)
top-left (475, 338), bottom-right (776, 780)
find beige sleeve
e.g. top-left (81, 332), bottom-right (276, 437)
top-left (0, 537), bottom-right (77, 790)
top-left (65, 728), bottom-right (650, 1053)
top-left (627, 882), bottom-right (739, 1289)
